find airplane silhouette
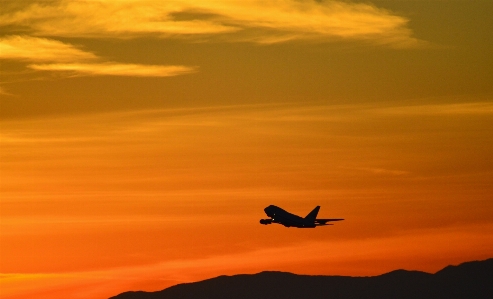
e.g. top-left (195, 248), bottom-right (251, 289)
top-left (260, 205), bottom-right (344, 228)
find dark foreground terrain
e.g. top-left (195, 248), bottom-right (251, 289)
top-left (110, 258), bottom-right (493, 299)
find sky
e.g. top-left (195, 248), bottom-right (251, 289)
top-left (1, 0), bottom-right (492, 298)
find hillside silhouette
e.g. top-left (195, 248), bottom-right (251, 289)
top-left (110, 258), bottom-right (493, 299)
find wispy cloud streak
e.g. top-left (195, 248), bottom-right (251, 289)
top-left (371, 102), bottom-right (493, 115)
top-left (0, 35), bottom-right (96, 62)
top-left (0, 86), bottom-right (15, 96)
top-left (0, 35), bottom-right (196, 78)
top-left (29, 63), bottom-right (197, 77)
top-left (0, 0), bottom-right (420, 47)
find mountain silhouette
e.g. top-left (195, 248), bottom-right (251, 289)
top-left (110, 258), bottom-right (493, 299)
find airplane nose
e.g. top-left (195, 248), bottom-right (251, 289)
top-left (264, 206), bottom-right (274, 217)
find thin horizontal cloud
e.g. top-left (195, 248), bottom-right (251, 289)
top-left (371, 102), bottom-right (493, 115)
top-left (0, 86), bottom-right (15, 96)
top-left (0, 35), bottom-right (97, 62)
top-left (344, 166), bottom-right (410, 176)
top-left (0, 35), bottom-right (196, 78)
top-left (29, 63), bottom-right (198, 77)
top-left (0, 0), bottom-right (420, 47)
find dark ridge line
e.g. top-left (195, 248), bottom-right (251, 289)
top-left (110, 258), bottom-right (493, 299)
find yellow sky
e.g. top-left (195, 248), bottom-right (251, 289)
top-left (1, 1), bottom-right (493, 299)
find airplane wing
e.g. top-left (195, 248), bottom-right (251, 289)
top-left (315, 218), bottom-right (344, 225)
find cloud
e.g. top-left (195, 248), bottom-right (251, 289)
top-left (0, 35), bottom-right (97, 62)
top-left (28, 63), bottom-right (197, 77)
top-left (0, 86), bottom-right (15, 96)
top-left (205, 0), bottom-right (419, 46)
top-left (371, 102), bottom-right (493, 115)
top-left (0, 35), bottom-right (196, 78)
top-left (0, 1), bottom-right (238, 37)
top-left (344, 166), bottom-right (410, 176)
top-left (0, 0), bottom-right (420, 47)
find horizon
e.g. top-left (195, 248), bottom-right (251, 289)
top-left (170, 256), bottom-right (493, 279)
top-left (110, 257), bottom-right (493, 298)
top-left (1, 1), bottom-right (493, 299)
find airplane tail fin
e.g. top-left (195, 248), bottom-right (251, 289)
top-left (304, 206), bottom-right (320, 222)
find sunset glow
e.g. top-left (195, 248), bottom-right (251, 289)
top-left (1, 1), bottom-right (492, 299)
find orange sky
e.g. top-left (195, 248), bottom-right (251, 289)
top-left (1, 1), bottom-right (493, 299)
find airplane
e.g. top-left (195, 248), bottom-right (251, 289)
top-left (260, 205), bottom-right (344, 228)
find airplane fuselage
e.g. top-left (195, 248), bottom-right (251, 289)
top-left (263, 205), bottom-right (316, 228)
top-left (260, 205), bottom-right (344, 228)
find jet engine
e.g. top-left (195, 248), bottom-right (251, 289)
top-left (259, 219), bottom-right (272, 225)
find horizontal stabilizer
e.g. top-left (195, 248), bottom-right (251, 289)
top-left (315, 219), bottom-right (344, 225)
